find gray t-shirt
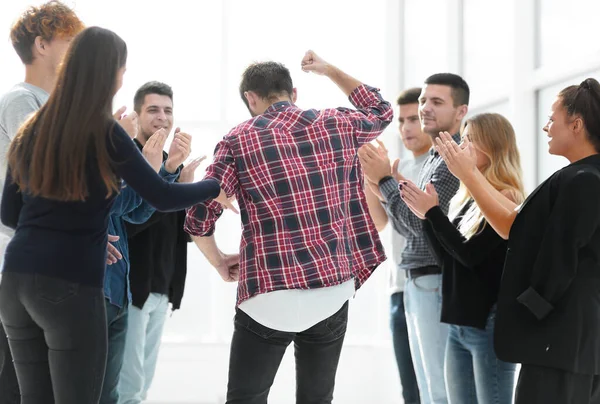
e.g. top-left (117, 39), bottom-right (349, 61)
top-left (0, 83), bottom-right (49, 237)
top-left (388, 152), bottom-right (429, 293)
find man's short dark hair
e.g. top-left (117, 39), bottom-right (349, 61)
top-left (424, 73), bottom-right (470, 107)
top-left (134, 81), bottom-right (173, 114)
top-left (396, 87), bottom-right (422, 106)
top-left (239, 62), bottom-right (293, 109)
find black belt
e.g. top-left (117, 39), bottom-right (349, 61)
top-left (406, 265), bottom-right (441, 279)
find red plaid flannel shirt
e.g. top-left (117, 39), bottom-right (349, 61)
top-left (185, 84), bottom-right (392, 305)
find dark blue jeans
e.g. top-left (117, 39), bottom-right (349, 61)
top-left (0, 272), bottom-right (107, 404)
top-left (0, 319), bottom-right (19, 404)
top-left (390, 292), bottom-right (420, 404)
top-left (226, 301), bottom-right (349, 404)
top-left (100, 299), bottom-right (128, 404)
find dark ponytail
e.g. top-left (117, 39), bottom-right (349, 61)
top-left (558, 78), bottom-right (600, 152)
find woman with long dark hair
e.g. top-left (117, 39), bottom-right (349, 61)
top-left (435, 78), bottom-right (600, 404)
top-left (0, 26), bottom-right (227, 403)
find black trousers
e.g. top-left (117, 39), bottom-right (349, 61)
top-left (0, 272), bottom-right (107, 404)
top-left (226, 301), bottom-right (349, 404)
top-left (516, 364), bottom-right (600, 404)
top-left (0, 318), bottom-right (19, 404)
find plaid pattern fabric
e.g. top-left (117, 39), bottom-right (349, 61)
top-left (185, 85), bottom-right (392, 305)
top-left (380, 133), bottom-right (461, 271)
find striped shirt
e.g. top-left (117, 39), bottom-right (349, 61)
top-left (379, 133), bottom-right (461, 271)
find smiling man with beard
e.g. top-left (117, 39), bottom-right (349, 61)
top-left (360, 74), bottom-right (469, 404)
top-left (118, 81), bottom-right (198, 404)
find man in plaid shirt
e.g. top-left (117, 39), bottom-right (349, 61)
top-left (185, 50), bottom-right (392, 403)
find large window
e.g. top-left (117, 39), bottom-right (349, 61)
top-left (76, 0), bottom-right (225, 123)
top-left (466, 100), bottom-right (511, 122)
top-left (462, 0), bottom-right (512, 105)
top-left (537, 0), bottom-right (600, 68)
top-left (403, 0), bottom-right (451, 87)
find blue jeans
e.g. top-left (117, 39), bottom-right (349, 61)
top-left (100, 299), bottom-right (129, 404)
top-left (118, 293), bottom-right (169, 404)
top-left (391, 292), bottom-right (420, 404)
top-left (405, 273), bottom-right (448, 404)
top-left (445, 310), bottom-right (516, 404)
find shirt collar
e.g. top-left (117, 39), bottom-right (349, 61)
top-left (265, 101), bottom-right (293, 114)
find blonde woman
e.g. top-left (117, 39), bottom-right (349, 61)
top-left (399, 113), bottom-right (525, 403)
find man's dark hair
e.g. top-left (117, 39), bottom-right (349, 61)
top-left (424, 73), bottom-right (470, 107)
top-left (239, 62), bottom-right (293, 109)
top-left (134, 81), bottom-right (173, 114)
top-left (396, 87), bottom-right (421, 106)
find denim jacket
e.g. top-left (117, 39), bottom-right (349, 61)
top-left (104, 163), bottom-right (180, 308)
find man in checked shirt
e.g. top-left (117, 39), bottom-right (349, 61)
top-left (185, 50), bottom-right (393, 404)
top-left (360, 73), bottom-right (470, 404)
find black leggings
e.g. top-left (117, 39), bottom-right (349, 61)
top-left (0, 318), bottom-right (19, 404)
top-left (0, 272), bottom-right (107, 404)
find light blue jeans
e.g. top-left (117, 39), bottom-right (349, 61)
top-left (404, 273), bottom-right (449, 404)
top-left (118, 293), bottom-right (169, 404)
top-left (445, 309), bottom-right (516, 404)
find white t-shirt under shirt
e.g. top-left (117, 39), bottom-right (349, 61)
top-left (388, 152), bottom-right (429, 294)
top-left (239, 279), bottom-right (356, 332)
top-left (0, 82), bottom-right (49, 239)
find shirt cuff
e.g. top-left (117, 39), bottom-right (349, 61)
top-left (517, 287), bottom-right (554, 320)
top-left (159, 163), bottom-right (180, 181)
top-left (348, 84), bottom-right (381, 108)
top-left (379, 177), bottom-right (399, 202)
top-left (424, 205), bottom-right (444, 222)
top-left (204, 179), bottom-right (222, 199)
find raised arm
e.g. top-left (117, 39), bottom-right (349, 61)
top-left (122, 164), bottom-right (180, 224)
top-left (363, 179), bottom-right (388, 231)
top-left (184, 138), bottom-right (239, 238)
top-left (425, 206), bottom-right (505, 268)
top-left (108, 124), bottom-right (220, 211)
top-left (301, 50), bottom-right (361, 96)
top-left (435, 132), bottom-right (518, 239)
top-left (300, 50), bottom-right (393, 145)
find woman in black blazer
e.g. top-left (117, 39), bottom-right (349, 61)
top-left (399, 113), bottom-right (525, 404)
top-left (434, 78), bottom-right (600, 404)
